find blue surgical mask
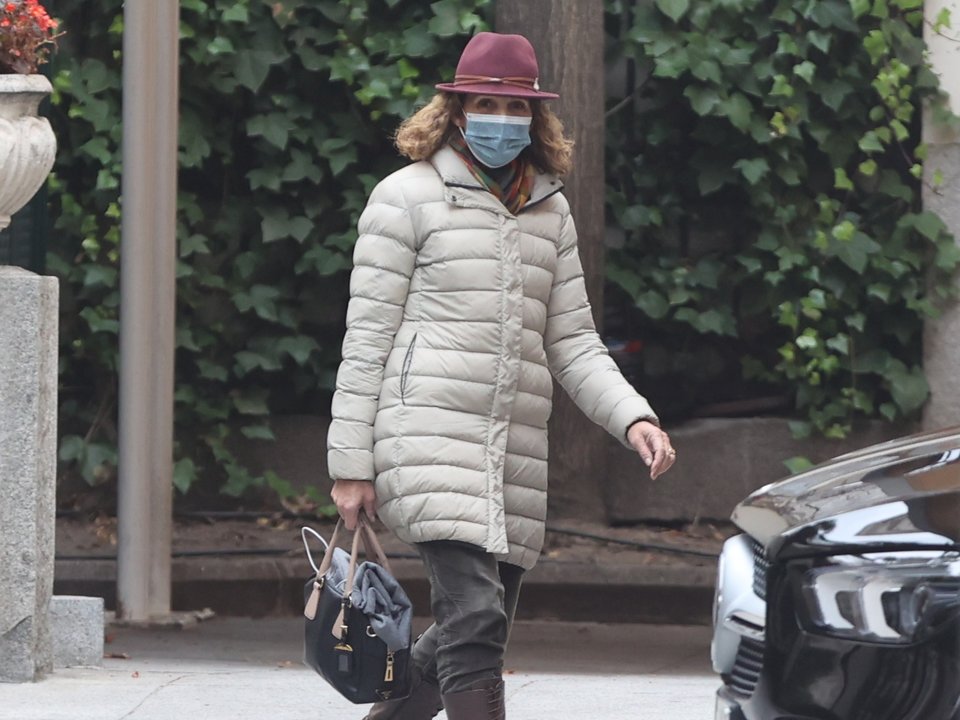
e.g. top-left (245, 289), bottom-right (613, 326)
top-left (460, 112), bottom-right (532, 168)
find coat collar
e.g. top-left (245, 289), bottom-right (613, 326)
top-left (429, 145), bottom-right (564, 216)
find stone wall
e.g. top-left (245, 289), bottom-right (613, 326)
top-left (0, 268), bottom-right (59, 682)
top-left (236, 414), bottom-right (907, 525)
top-left (603, 417), bottom-right (905, 524)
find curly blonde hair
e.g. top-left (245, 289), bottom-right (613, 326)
top-left (394, 92), bottom-right (575, 177)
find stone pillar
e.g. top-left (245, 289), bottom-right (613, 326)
top-left (0, 267), bottom-right (59, 682)
top-left (923, 0), bottom-right (960, 430)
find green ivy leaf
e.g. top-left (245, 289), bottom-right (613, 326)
top-left (196, 359), bottom-right (229, 382)
top-left (858, 131), bottom-right (884, 153)
top-left (784, 456), bottom-right (814, 474)
top-left (635, 290), bottom-right (670, 319)
top-left (692, 59), bottom-right (722, 83)
top-left (697, 163), bottom-right (729, 194)
top-left (734, 158), bottom-right (770, 185)
top-left (232, 389), bottom-right (271, 415)
top-left (771, 74), bottom-right (794, 98)
top-left (58, 435), bottom-right (86, 463)
top-left (794, 61), bottom-right (816, 84)
top-left (888, 365), bottom-right (929, 413)
top-left (79, 307), bottom-right (119, 335)
top-left (241, 424), bottom-right (276, 441)
top-left (835, 232), bottom-right (882, 273)
top-left (247, 114), bottom-right (298, 150)
top-left (655, 0), bottom-right (690, 22)
top-left (807, 30), bottom-right (832, 53)
top-left (721, 93), bottom-right (753, 131)
top-left (429, 0), bottom-right (469, 35)
top-left (207, 36), bottom-right (235, 55)
top-left (222, 4), bottom-right (249, 23)
top-left (276, 336), bottom-right (321, 365)
top-left (684, 85), bottom-right (721, 115)
top-left (934, 7), bottom-right (952, 32)
top-left (179, 234), bottom-right (211, 257)
top-left (234, 49), bottom-right (279, 93)
top-left (233, 284), bottom-right (282, 320)
top-left (826, 334), bottom-right (850, 354)
top-left (696, 308), bottom-right (736, 335)
top-left (261, 207), bottom-right (314, 244)
top-left (834, 168), bottom-right (854, 190)
top-left (295, 244), bottom-right (352, 275)
top-left (173, 458), bottom-right (197, 494)
top-left (81, 264), bottom-right (118, 289)
top-left (808, 0), bottom-right (859, 32)
top-left (911, 212), bottom-right (947, 241)
top-left (819, 79), bottom-right (852, 111)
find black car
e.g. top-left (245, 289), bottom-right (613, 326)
top-left (712, 426), bottom-right (960, 720)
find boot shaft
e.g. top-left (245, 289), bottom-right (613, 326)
top-left (441, 678), bottom-right (505, 720)
top-left (363, 672), bottom-right (442, 720)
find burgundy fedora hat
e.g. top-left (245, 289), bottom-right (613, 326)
top-left (435, 32), bottom-right (559, 99)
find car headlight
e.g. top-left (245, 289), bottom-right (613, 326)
top-left (797, 551), bottom-right (960, 644)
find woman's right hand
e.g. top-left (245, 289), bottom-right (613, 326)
top-left (330, 479), bottom-right (378, 530)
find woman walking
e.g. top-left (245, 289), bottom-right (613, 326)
top-left (327, 31), bottom-right (676, 720)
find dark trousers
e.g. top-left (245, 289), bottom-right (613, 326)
top-left (412, 540), bottom-right (525, 695)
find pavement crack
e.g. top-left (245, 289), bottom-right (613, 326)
top-left (508, 678), bottom-right (540, 696)
top-left (649, 648), bottom-right (711, 676)
top-left (118, 673), bottom-right (188, 719)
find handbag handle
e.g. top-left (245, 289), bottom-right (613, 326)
top-left (357, 514), bottom-right (393, 573)
top-left (300, 526), bottom-right (328, 574)
top-left (304, 511), bottom-right (393, 582)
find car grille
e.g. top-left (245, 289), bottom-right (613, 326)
top-left (750, 536), bottom-right (769, 600)
top-left (850, 643), bottom-right (950, 720)
top-left (729, 636), bottom-right (765, 697)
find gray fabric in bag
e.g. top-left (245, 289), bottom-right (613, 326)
top-left (325, 547), bottom-right (413, 652)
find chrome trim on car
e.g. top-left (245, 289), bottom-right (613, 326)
top-left (723, 612), bottom-right (765, 641)
top-left (711, 534), bottom-right (767, 675)
top-left (714, 693), bottom-right (746, 720)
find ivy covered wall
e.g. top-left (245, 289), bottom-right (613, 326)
top-left (604, 0), bottom-right (957, 438)
top-left (46, 0), bottom-right (956, 504)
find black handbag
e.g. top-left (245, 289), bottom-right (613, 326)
top-left (301, 516), bottom-right (414, 704)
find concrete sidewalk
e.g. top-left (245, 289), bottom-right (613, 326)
top-left (0, 617), bottom-right (718, 720)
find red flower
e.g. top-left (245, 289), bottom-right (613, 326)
top-left (0, 0), bottom-right (62, 74)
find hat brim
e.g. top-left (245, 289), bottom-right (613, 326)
top-left (435, 82), bottom-right (559, 100)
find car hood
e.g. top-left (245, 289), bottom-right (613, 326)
top-left (732, 425), bottom-right (960, 559)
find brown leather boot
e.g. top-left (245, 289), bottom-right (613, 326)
top-left (441, 678), bottom-right (505, 720)
top-left (362, 667), bottom-right (443, 720)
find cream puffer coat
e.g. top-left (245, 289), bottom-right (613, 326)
top-left (327, 145), bottom-right (657, 569)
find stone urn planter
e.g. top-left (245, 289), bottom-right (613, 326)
top-left (0, 74), bottom-right (56, 232)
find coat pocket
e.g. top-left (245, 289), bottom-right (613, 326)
top-left (400, 333), bottom-right (418, 405)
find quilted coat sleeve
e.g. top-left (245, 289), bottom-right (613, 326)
top-left (326, 177), bottom-right (418, 481)
top-left (544, 209), bottom-right (659, 448)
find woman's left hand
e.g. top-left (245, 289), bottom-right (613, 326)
top-left (627, 421), bottom-right (676, 480)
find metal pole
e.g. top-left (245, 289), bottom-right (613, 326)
top-left (117, 0), bottom-right (179, 621)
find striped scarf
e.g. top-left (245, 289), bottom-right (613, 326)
top-left (449, 136), bottom-right (535, 215)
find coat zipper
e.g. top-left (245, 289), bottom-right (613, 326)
top-left (400, 333), bottom-right (418, 405)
